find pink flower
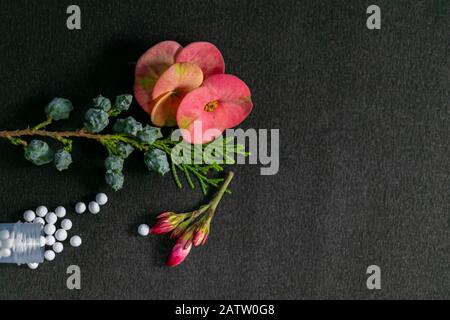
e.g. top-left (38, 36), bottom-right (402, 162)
top-left (192, 219), bottom-right (211, 247)
top-left (147, 172), bottom-right (235, 267)
top-left (134, 41), bottom-right (225, 127)
top-left (150, 212), bottom-right (187, 235)
top-left (177, 74), bottom-right (253, 144)
top-left (193, 229), bottom-right (209, 247)
top-left (167, 232), bottom-right (194, 267)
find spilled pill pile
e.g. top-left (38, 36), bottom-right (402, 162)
top-left (0, 193), bottom-right (108, 269)
top-left (0, 229), bottom-right (13, 259)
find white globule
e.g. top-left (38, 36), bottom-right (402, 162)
top-left (1, 239), bottom-right (14, 249)
top-left (0, 248), bottom-right (12, 258)
top-left (70, 236), bottom-right (82, 248)
top-left (45, 235), bottom-right (56, 246)
top-left (44, 250), bottom-right (56, 261)
top-left (0, 230), bottom-right (10, 241)
top-left (138, 224), bottom-right (150, 237)
top-left (53, 242), bottom-right (64, 254)
top-left (55, 206), bottom-right (66, 218)
top-left (36, 206), bottom-right (48, 217)
top-left (95, 193), bottom-right (108, 206)
top-left (23, 210), bottom-right (36, 222)
top-left (44, 224), bottom-right (56, 236)
top-left (27, 263), bottom-right (39, 270)
top-left (88, 201), bottom-right (100, 214)
top-left (55, 229), bottom-right (68, 242)
top-left (33, 217), bottom-right (45, 226)
top-left (75, 202), bottom-right (86, 214)
top-left (61, 219), bottom-right (72, 231)
top-left (40, 236), bottom-right (47, 247)
top-left (45, 212), bottom-right (58, 225)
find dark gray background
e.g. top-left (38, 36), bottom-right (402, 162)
top-left (0, 0), bottom-right (449, 300)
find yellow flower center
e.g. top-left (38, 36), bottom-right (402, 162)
top-left (204, 100), bottom-right (219, 112)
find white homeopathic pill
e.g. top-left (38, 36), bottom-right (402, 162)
top-left (75, 202), bottom-right (86, 214)
top-left (55, 229), bottom-right (68, 242)
top-left (44, 224), bottom-right (56, 236)
top-left (39, 236), bottom-right (46, 247)
top-left (55, 206), bottom-right (66, 218)
top-left (44, 250), bottom-right (56, 261)
top-left (61, 219), bottom-right (72, 231)
top-left (23, 210), bottom-right (36, 222)
top-left (0, 230), bottom-right (10, 241)
top-left (45, 235), bottom-right (56, 246)
top-left (33, 217), bottom-right (45, 226)
top-left (138, 224), bottom-right (150, 237)
top-left (1, 238), bottom-right (14, 249)
top-left (0, 248), bottom-right (12, 258)
top-left (45, 212), bottom-right (58, 225)
top-left (88, 201), bottom-right (100, 214)
top-left (53, 242), bottom-right (64, 254)
top-left (36, 206), bottom-right (48, 217)
top-left (70, 236), bottom-right (82, 248)
top-left (95, 193), bottom-right (108, 206)
top-left (27, 263), bottom-right (39, 270)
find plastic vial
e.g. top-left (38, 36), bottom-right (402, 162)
top-left (0, 223), bottom-right (44, 265)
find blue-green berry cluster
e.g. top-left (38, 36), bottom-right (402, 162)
top-left (45, 98), bottom-right (73, 121)
top-left (113, 117), bottom-right (143, 136)
top-left (24, 140), bottom-right (55, 166)
top-left (105, 155), bottom-right (124, 171)
top-left (24, 140), bottom-right (74, 171)
top-left (113, 116), bottom-right (162, 145)
top-left (115, 95), bottom-right (133, 112)
top-left (104, 155), bottom-right (126, 191)
top-left (93, 95), bottom-right (112, 112)
top-left (115, 142), bottom-right (134, 159)
top-left (84, 108), bottom-right (110, 133)
top-left (17, 93), bottom-right (184, 192)
top-left (54, 149), bottom-right (73, 171)
top-left (105, 170), bottom-right (124, 191)
top-left (144, 149), bottom-right (170, 175)
top-left (84, 94), bottom-right (134, 133)
top-left (137, 125), bottom-right (163, 145)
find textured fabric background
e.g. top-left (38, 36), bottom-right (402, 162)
top-left (0, 0), bottom-right (449, 300)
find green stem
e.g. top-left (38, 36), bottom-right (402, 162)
top-left (0, 128), bottom-right (105, 142)
top-left (171, 161), bottom-right (182, 189)
top-left (210, 172), bottom-right (234, 211)
top-left (181, 164), bottom-right (195, 189)
top-left (33, 118), bottom-right (53, 130)
top-left (7, 136), bottom-right (27, 147)
top-left (0, 126), bottom-right (239, 194)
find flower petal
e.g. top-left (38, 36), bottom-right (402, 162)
top-left (167, 242), bottom-right (192, 267)
top-left (151, 91), bottom-right (185, 127)
top-left (134, 41), bottom-right (182, 113)
top-left (177, 87), bottom-right (227, 144)
top-left (203, 74), bottom-right (253, 128)
top-left (152, 62), bottom-right (204, 100)
top-left (176, 42), bottom-right (225, 78)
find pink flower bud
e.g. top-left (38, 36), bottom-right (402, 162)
top-left (167, 234), bottom-right (193, 267)
top-left (150, 212), bottom-right (186, 235)
top-left (193, 227), bottom-right (209, 247)
top-left (192, 217), bottom-right (211, 247)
